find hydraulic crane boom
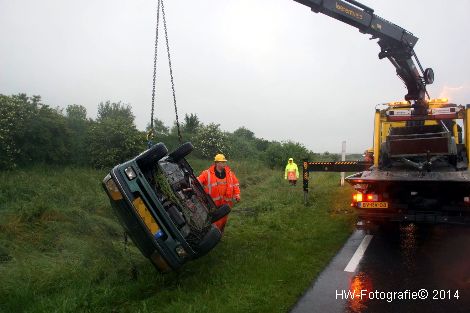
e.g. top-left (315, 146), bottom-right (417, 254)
top-left (294, 0), bottom-right (434, 109)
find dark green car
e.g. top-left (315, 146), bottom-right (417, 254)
top-left (102, 142), bottom-right (230, 272)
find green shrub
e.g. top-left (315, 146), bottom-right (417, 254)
top-left (192, 123), bottom-right (231, 158)
top-left (88, 119), bottom-right (144, 169)
top-left (0, 94), bottom-right (71, 169)
top-left (88, 101), bottom-right (146, 168)
top-left (263, 140), bottom-right (313, 169)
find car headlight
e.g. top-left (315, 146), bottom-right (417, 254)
top-left (125, 166), bottom-right (137, 180)
top-left (104, 175), bottom-right (123, 200)
top-left (175, 245), bottom-right (188, 258)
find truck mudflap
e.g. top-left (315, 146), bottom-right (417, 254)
top-left (346, 169), bottom-right (470, 224)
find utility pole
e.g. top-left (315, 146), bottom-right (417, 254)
top-left (340, 141), bottom-right (346, 186)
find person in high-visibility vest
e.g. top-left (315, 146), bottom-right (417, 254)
top-left (284, 157), bottom-right (299, 186)
top-left (364, 148), bottom-right (374, 163)
top-left (197, 153), bottom-right (240, 232)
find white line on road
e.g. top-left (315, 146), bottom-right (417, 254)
top-left (344, 235), bottom-right (373, 272)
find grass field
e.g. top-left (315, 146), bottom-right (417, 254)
top-left (0, 161), bottom-right (356, 313)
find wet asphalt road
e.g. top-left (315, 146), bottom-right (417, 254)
top-left (290, 224), bottom-right (470, 313)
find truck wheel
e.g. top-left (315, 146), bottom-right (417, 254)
top-left (168, 142), bottom-right (194, 162)
top-left (136, 143), bottom-right (168, 169)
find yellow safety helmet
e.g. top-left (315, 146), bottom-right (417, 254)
top-left (214, 154), bottom-right (227, 162)
top-left (288, 158), bottom-right (293, 161)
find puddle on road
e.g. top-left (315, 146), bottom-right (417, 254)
top-left (347, 271), bottom-right (373, 313)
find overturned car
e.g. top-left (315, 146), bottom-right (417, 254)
top-left (102, 142), bottom-right (231, 272)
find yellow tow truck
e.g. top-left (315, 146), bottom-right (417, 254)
top-left (293, 0), bottom-right (470, 224)
top-left (347, 98), bottom-right (470, 224)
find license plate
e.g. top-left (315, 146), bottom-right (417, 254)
top-left (133, 197), bottom-right (161, 235)
top-left (360, 202), bottom-right (388, 208)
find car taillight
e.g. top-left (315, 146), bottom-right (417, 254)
top-left (150, 251), bottom-right (172, 273)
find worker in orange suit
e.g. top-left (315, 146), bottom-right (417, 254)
top-left (197, 153), bottom-right (240, 232)
top-left (364, 148), bottom-right (374, 163)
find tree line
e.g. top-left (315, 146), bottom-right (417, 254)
top-left (0, 94), bottom-right (335, 170)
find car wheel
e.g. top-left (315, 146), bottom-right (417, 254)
top-left (136, 142), bottom-right (168, 168)
top-left (211, 204), bottom-right (231, 223)
top-left (168, 142), bottom-right (194, 162)
top-left (196, 226), bottom-right (221, 257)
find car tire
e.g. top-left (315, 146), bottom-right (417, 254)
top-left (136, 142), bottom-right (168, 168)
top-left (211, 204), bottom-right (231, 223)
top-left (196, 225), bottom-right (221, 257)
top-left (168, 142), bottom-right (194, 162)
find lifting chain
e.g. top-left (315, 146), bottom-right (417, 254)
top-left (149, 0), bottom-right (160, 136)
top-left (149, 0), bottom-right (182, 145)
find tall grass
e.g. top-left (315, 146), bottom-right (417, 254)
top-left (0, 163), bottom-right (355, 313)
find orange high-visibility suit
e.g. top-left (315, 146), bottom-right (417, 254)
top-left (197, 165), bottom-right (240, 231)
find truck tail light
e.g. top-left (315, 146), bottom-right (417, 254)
top-left (353, 193), bottom-right (363, 202)
top-left (352, 193), bottom-right (380, 203)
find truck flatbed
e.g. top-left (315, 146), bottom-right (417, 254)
top-left (347, 169), bottom-right (470, 183)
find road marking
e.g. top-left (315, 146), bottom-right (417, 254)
top-left (344, 235), bottom-right (373, 272)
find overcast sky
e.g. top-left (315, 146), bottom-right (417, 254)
top-left (1, 0), bottom-right (470, 153)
